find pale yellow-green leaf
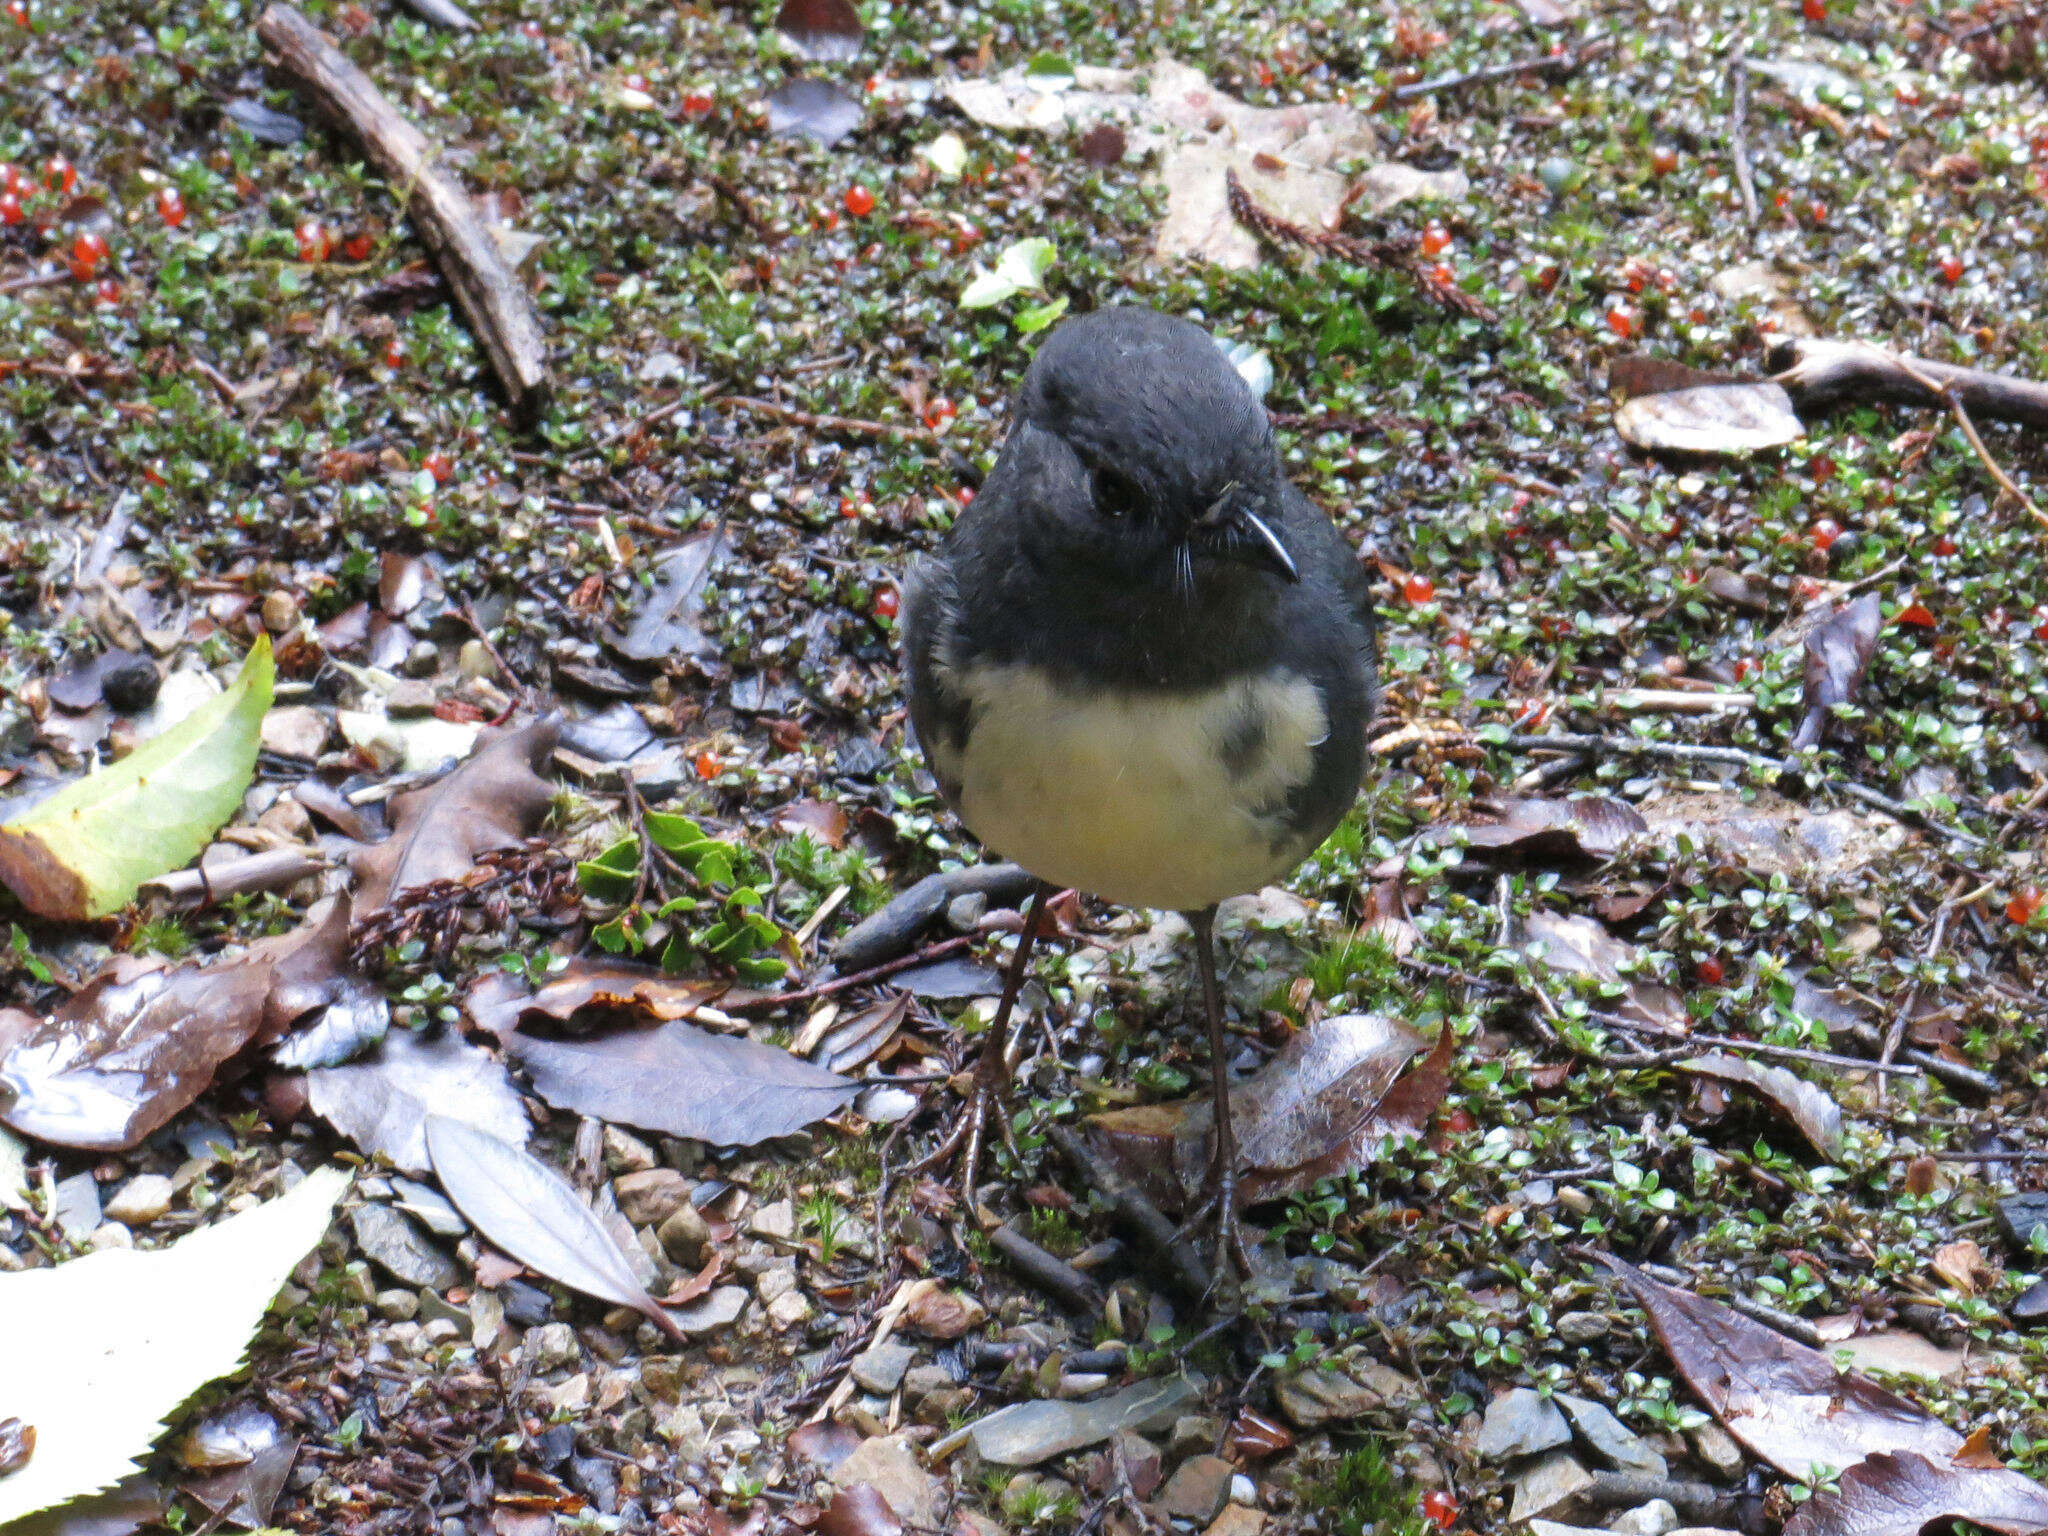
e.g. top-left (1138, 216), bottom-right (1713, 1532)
top-left (0, 1164), bottom-right (348, 1525)
top-left (0, 636), bottom-right (274, 919)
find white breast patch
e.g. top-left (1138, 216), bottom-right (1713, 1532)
top-left (946, 662), bottom-right (1329, 912)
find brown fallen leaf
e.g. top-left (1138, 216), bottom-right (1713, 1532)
top-left (1782, 1450), bottom-right (2048, 1536)
top-left (1932, 1239), bottom-right (1994, 1295)
top-left (1450, 795), bottom-right (1649, 862)
top-left (1791, 592), bottom-right (1883, 751)
top-left (901, 1285), bottom-right (986, 1340)
top-left (350, 717), bottom-right (559, 913)
top-left (466, 959), bottom-right (729, 1043)
top-left (0, 951), bottom-right (275, 1151)
top-left (775, 0), bottom-right (863, 61)
top-left (1676, 1052), bottom-right (1843, 1159)
top-left (769, 798), bottom-right (850, 849)
top-left (816, 1485), bottom-right (903, 1536)
top-left (1600, 1254), bottom-right (1963, 1482)
top-left (307, 1027), bottom-right (529, 1175)
top-left (661, 1250), bottom-right (725, 1306)
top-left (1616, 381), bottom-right (1804, 456)
top-left (1521, 910), bottom-right (1686, 1032)
top-left (1088, 1013), bottom-right (1453, 1212)
top-left (511, 1019), bottom-right (859, 1147)
top-left (1609, 356), bottom-right (1749, 399)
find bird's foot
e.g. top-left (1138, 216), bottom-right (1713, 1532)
top-left (1171, 1157), bottom-right (1254, 1287)
top-left (905, 1052), bottom-right (1016, 1227)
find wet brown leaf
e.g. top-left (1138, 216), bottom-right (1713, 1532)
top-left (350, 718), bottom-right (559, 913)
top-left (1089, 1014), bottom-right (1454, 1211)
top-left (816, 1485), bottom-right (903, 1536)
top-left (0, 952), bottom-right (275, 1152)
top-left (466, 959), bottom-right (728, 1043)
top-left (1782, 1450), bottom-right (2048, 1536)
top-left (787, 1420), bottom-right (863, 1474)
top-left (512, 1018), bottom-right (859, 1147)
top-left (1677, 1052), bottom-right (1843, 1158)
top-left (612, 530), bottom-right (724, 663)
top-left (179, 1404), bottom-right (295, 1529)
top-left (1077, 123), bottom-right (1127, 164)
top-left (1609, 356), bottom-right (1748, 399)
top-left (1932, 1239), bottom-right (1993, 1295)
top-left (1452, 795), bottom-right (1649, 862)
top-left (1601, 1254), bottom-right (1963, 1482)
top-left (425, 1116), bottom-right (691, 1343)
top-left (770, 798), bottom-right (850, 849)
top-left (307, 1027), bottom-right (529, 1175)
top-left (1791, 592), bottom-right (1882, 751)
top-left (1226, 1408), bottom-right (1293, 1460)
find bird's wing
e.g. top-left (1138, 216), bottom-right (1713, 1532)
top-left (1284, 486), bottom-right (1380, 695)
top-left (900, 557), bottom-right (969, 806)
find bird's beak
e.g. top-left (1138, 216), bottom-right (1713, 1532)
top-left (1199, 491), bottom-right (1299, 584)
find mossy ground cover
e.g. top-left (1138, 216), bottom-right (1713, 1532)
top-left (4, 0), bottom-right (2048, 1530)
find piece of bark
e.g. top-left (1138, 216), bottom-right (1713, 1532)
top-left (830, 862), bottom-right (1036, 970)
top-left (140, 846), bottom-right (329, 907)
top-left (1771, 337), bottom-right (2048, 431)
top-left (255, 5), bottom-right (550, 424)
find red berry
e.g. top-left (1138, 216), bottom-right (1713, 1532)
top-left (343, 232), bottom-right (373, 261)
top-left (2034, 606), bottom-right (2048, 642)
top-left (1808, 199), bottom-right (1828, 224)
top-left (1438, 1107), bottom-right (1475, 1135)
top-left (1895, 82), bottom-right (1921, 106)
top-left (294, 218), bottom-right (332, 262)
top-left (92, 277), bottom-right (120, 305)
top-left (2009, 887), bottom-right (2044, 925)
top-left (1403, 574), bottom-right (1436, 605)
top-left (68, 230), bottom-right (108, 280)
top-left (519, 19), bottom-right (544, 37)
top-left (694, 750), bottom-right (720, 781)
top-left (839, 495), bottom-right (861, 519)
top-left (383, 337), bottom-right (404, 367)
top-left (1606, 304), bottom-right (1635, 338)
top-left (1446, 628), bottom-right (1472, 651)
top-left (1695, 957), bottom-right (1725, 986)
top-left (0, 193), bottom-right (20, 227)
top-left (1427, 261), bottom-right (1455, 286)
top-left (1895, 601), bottom-right (1936, 629)
top-left (155, 186), bottom-right (186, 227)
top-left (924, 397), bottom-right (956, 429)
top-left (1803, 0), bottom-right (1826, 20)
top-left (957, 486), bottom-right (975, 505)
top-left (3, 2), bottom-right (27, 27)
top-left (1939, 253), bottom-right (1964, 284)
top-left (681, 91), bottom-right (715, 119)
top-left (1622, 257), bottom-right (1650, 294)
top-left (43, 155), bottom-right (74, 193)
top-left (1419, 221), bottom-right (1450, 256)
top-left (843, 185), bottom-right (875, 217)
top-left (1772, 188), bottom-right (1792, 210)
top-left (872, 586), bottom-right (900, 621)
top-left (1420, 1489), bottom-right (1459, 1530)
top-left (1651, 145), bottom-right (1679, 175)
top-left (1809, 518), bottom-right (1840, 551)
top-left (1932, 534), bottom-right (1957, 557)
top-left (1733, 657), bottom-right (1758, 682)
top-left (423, 451), bottom-right (454, 484)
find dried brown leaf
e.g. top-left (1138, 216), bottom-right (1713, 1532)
top-left (1452, 795), bottom-right (1649, 862)
top-left (1783, 1450), bottom-right (2048, 1536)
top-left (1521, 910), bottom-right (1685, 1032)
top-left (1791, 592), bottom-right (1882, 751)
top-left (307, 1028), bottom-right (528, 1175)
top-left (1677, 1052), bottom-right (1843, 1158)
top-left (466, 959), bottom-right (727, 1043)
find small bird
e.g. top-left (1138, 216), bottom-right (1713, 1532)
top-left (902, 306), bottom-right (1380, 1274)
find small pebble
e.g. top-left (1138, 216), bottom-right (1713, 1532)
top-left (261, 590), bottom-right (300, 633)
top-left (101, 656), bottom-right (160, 713)
top-left (376, 1289), bottom-right (421, 1322)
top-left (1557, 1310), bottom-right (1610, 1345)
top-left (103, 1174), bottom-right (174, 1226)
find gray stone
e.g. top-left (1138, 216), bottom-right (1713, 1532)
top-left (421, 1318), bottom-right (463, 1346)
top-left (1508, 1451), bottom-right (1595, 1525)
top-left (666, 1285), bottom-right (749, 1336)
top-left (946, 892), bottom-right (989, 931)
top-left (1610, 1499), bottom-right (1680, 1536)
top-left (417, 1288), bottom-right (469, 1333)
top-left (386, 679), bottom-right (437, 717)
top-left (1557, 1393), bottom-right (1666, 1476)
top-left (1170, 1415), bottom-right (1221, 1456)
top-left (658, 1201), bottom-right (712, 1266)
top-left (831, 1435), bottom-right (940, 1527)
top-left (749, 1197), bottom-right (796, 1240)
top-left (389, 1177), bottom-right (466, 1237)
top-left (1158, 1454), bottom-right (1233, 1523)
top-left (375, 1288), bottom-right (420, 1322)
top-left (457, 639), bottom-right (498, 681)
top-left (1272, 1360), bottom-right (1414, 1429)
top-left (968, 1376), bottom-right (1200, 1466)
top-left (901, 1364), bottom-right (956, 1403)
top-left (1688, 1422), bottom-right (1745, 1479)
top-left (767, 1290), bottom-right (813, 1329)
top-left (1476, 1388), bottom-right (1571, 1461)
top-left (524, 1322), bottom-right (582, 1373)
top-left (756, 1263), bottom-right (798, 1303)
top-left (350, 1204), bottom-right (461, 1290)
top-left (614, 1168), bottom-right (692, 1227)
top-left (103, 1174), bottom-right (174, 1226)
top-left (852, 1342), bottom-right (918, 1395)
top-left (603, 1126), bottom-right (658, 1173)
top-left (1556, 1310), bottom-right (1610, 1345)
top-left (261, 705), bottom-right (330, 760)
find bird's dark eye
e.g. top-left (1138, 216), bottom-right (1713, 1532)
top-left (1091, 467), bottom-right (1142, 520)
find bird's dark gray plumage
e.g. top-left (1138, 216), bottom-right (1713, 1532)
top-left (899, 305), bottom-right (1380, 1275)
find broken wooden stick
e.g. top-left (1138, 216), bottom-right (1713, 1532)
top-left (1770, 336), bottom-right (2048, 432)
top-left (256, 4), bottom-right (551, 425)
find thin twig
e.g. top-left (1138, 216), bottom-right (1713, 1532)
top-left (1931, 1148), bottom-right (2048, 1162)
top-left (719, 395), bottom-right (938, 443)
top-left (1728, 44), bottom-right (1759, 225)
top-left (1884, 351), bottom-right (2048, 530)
top-left (0, 269), bottom-right (70, 295)
top-left (1878, 901), bottom-right (1952, 1103)
top-left (723, 932), bottom-right (977, 1014)
top-left (1390, 38), bottom-right (1611, 99)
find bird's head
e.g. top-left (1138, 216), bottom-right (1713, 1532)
top-left (1000, 307), bottom-right (1297, 597)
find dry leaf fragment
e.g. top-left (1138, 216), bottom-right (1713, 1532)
top-left (1676, 1052), bottom-right (1843, 1159)
top-left (1782, 1450), bottom-right (2048, 1536)
top-left (1791, 592), bottom-right (1882, 751)
top-left (307, 1027), bottom-right (529, 1175)
top-left (1616, 382), bottom-right (1804, 456)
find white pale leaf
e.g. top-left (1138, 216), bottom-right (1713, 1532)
top-left (995, 236), bottom-right (1056, 291)
top-left (0, 1165), bottom-right (350, 1524)
top-left (958, 266), bottom-right (1018, 309)
top-left (920, 131), bottom-right (967, 178)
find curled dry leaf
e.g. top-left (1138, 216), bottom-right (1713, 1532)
top-left (770, 798), bottom-right (850, 849)
top-left (0, 951), bottom-right (276, 1152)
top-left (0, 636), bottom-right (272, 920)
top-left (765, 78), bottom-right (864, 147)
top-left (1677, 1051), bottom-right (1844, 1159)
top-left (1450, 795), bottom-right (1649, 862)
top-left (775, 0), bottom-right (863, 61)
top-left (512, 1018), bottom-right (859, 1147)
top-left (424, 1117), bottom-right (690, 1343)
top-left (466, 958), bottom-right (728, 1043)
top-left (817, 1484), bottom-right (903, 1536)
top-left (1791, 592), bottom-right (1883, 751)
top-left (1783, 1450), bottom-right (2048, 1536)
top-left (1088, 1014), bottom-right (1453, 1212)
top-left (350, 717), bottom-right (560, 914)
top-left (1600, 1254), bottom-right (1963, 1483)
top-left (1615, 381), bottom-right (1805, 457)
top-left (612, 530), bottom-right (725, 663)
top-left (307, 1027), bottom-right (529, 1176)
top-left (1520, 910), bottom-right (1686, 1033)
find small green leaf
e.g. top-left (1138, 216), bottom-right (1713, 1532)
top-left (1014, 295), bottom-right (1069, 333)
top-left (1023, 53), bottom-right (1075, 90)
top-left (575, 836), bottom-right (640, 900)
top-left (642, 811), bottom-right (707, 854)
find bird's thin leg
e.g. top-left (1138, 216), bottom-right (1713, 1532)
top-left (911, 881), bottom-right (1050, 1221)
top-left (1190, 905), bottom-right (1252, 1278)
